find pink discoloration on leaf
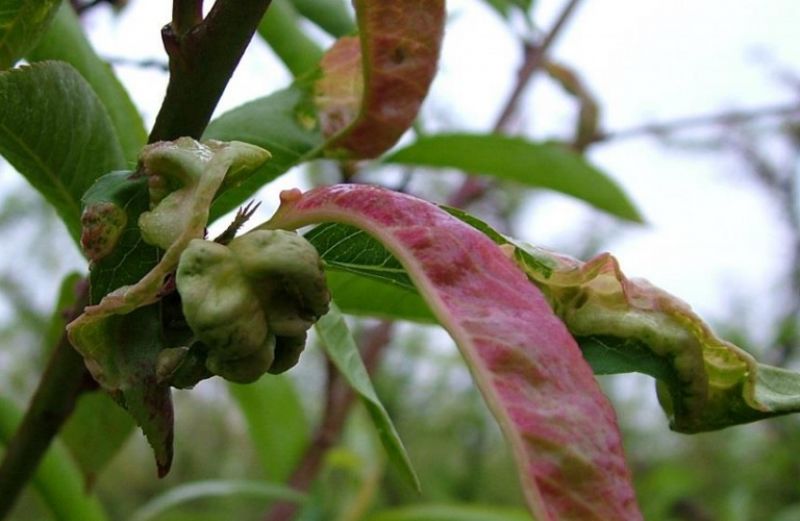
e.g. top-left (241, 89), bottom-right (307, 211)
top-left (315, 0), bottom-right (444, 158)
top-left (266, 185), bottom-right (642, 520)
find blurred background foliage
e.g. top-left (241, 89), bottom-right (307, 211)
top-left (2, 0), bottom-right (800, 520)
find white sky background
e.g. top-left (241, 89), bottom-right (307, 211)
top-left (2, 0), bottom-right (800, 354)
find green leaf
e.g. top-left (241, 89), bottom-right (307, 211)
top-left (0, 61), bottom-right (126, 243)
top-left (258, 0), bottom-right (324, 77)
top-left (305, 223), bottom-right (414, 289)
top-left (59, 391), bottom-right (135, 488)
top-left (287, 0), bottom-right (355, 37)
top-left (384, 133), bottom-right (642, 222)
top-left (28, 2), bottom-right (147, 163)
top-left (227, 375), bottom-right (309, 482)
top-left (203, 83), bottom-right (324, 220)
top-left (315, 302), bottom-right (420, 491)
top-left (0, 0), bottom-right (60, 69)
top-left (129, 480), bottom-right (306, 521)
top-left (0, 397), bottom-right (110, 521)
top-left (324, 270), bottom-right (434, 323)
top-left (79, 170), bottom-right (158, 304)
top-left (365, 504), bottom-right (533, 521)
top-left (304, 222), bottom-right (434, 322)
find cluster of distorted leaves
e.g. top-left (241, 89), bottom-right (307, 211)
top-left (69, 138), bottom-right (331, 389)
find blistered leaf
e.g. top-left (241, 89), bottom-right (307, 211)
top-left (68, 305), bottom-right (174, 476)
top-left (315, 0), bottom-right (445, 158)
top-left (443, 207), bottom-right (800, 432)
top-left (315, 302), bottom-right (419, 490)
top-left (513, 245), bottom-right (800, 432)
top-left (385, 133), bottom-right (642, 222)
top-left (67, 139), bottom-right (269, 475)
top-left (263, 184), bottom-right (641, 520)
top-left (0, 62), bottom-right (126, 242)
top-left (0, 0), bottom-right (60, 69)
top-left (174, 229), bottom-right (329, 383)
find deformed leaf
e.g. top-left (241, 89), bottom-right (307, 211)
top-left (0, 61), bottom-right (126, 242)
top-left (0, 0), bottom-right (60, 69)
top-left (67, 139), bottom-right (269, 476)
top-left (66, 305), bottom-right (174, 476)
top-left (263, 184), bottom-right (642, 520)
top-left (315, 302), bottom-right (419, 490)
top-left (385, 133), bottom-right (642, 222)
top-left (512, 245), bottom-right (800, 432)
top-left (301, 207), bottom-right (800, 435)
top-left (315, 0), bottom-right (445, 158)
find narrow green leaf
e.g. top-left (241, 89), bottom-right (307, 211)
top-left (324, 270), bottom-right (434, 323)
top-left (287, 0), bottom-right (355, 37)
top-left (0, 397), bottom-right (110, 521)
top-left (315, 301), bottom-right (420, 491)
top-left (0, 61), bottom-right (126, 243)
top-left (365, 504), bottom-right (533, 521)
top-left (28, 2), bottom-right (147, 163)
top-left (304, 222), bottom-right (434, 322)
top-left (385, 133), bottom-right (642, 222)
top-left (228, 376), bottom-right (309, 482)
top-left (129, 480), bottom-right (306, 521)
top-left (0, 0), bottom-right (60, 69)
top-left (258, 0), bottom-right (324, 78)
top-left (203, 83), bottom-right (324, 220)
top-left (59, 391), bottom-right (135, 488)
top-left (305, 223), bottom-right (414, 289)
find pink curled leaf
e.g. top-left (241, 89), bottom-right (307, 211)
top-left (265, 184), bottom-right (642, 520)
top-left (315, 0), bottom-right (445, 158)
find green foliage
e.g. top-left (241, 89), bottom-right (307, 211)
top-left (385, 133), bottom-right (642, 222)
top-left (28, 2), bottom-right (147, 163)
top-left (204, 84), bottom-right (324, 219)
top-left (228, 376), bottom-right (310, 482)
top-left (257, 0), bottom-right (323, 77)
top-left (59, 391), bottom-right (135, 486)
top-left (0, 0), bottom-right (60, 69)
top-left (365, 504), bottom-right (532, 521)
top-left (315, 302), bottom-right (419, 490)
top-left (0, 397), bottom-right (109, 521)
top-left (129, 480), bottom-right (306, 521)
top-left (0, 61), bottom-right (126, 242)
top-left (287, 0), bottom-right (355, 37)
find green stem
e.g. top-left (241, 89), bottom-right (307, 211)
top-left (287, 0), bottom-right (355, 37)
top-left (0, 282), bottom-right (92, 520)
top-left (149, 0), bottom-right (273, 142)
